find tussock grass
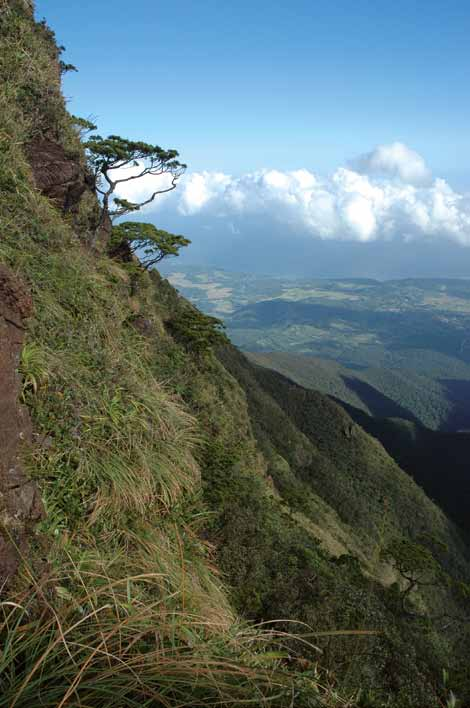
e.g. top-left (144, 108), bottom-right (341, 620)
top-left (19, 341), bottom-right (50, 397)
top-left (0, 554), bottom-right (347, 708)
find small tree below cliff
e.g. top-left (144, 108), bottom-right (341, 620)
top-left (167, 308), bottom-right (227, 355)
top-left (111, 221), bottom-right (190, 270)
top-left (382, 537), bottom-right (443, 613)
top-left (86, 135), bottom-right (186, 226)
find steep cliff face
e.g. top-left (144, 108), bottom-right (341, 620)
top-left (27, 138), bottom-right (90, 212)
top-left (1, 3), bottom-right (470, 707)
top-left (0, 266), bottom-right (43, 580)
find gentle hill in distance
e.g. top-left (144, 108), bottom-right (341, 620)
top-left (163, 267), bottom-right (470, 363)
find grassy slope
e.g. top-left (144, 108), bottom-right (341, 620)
top-left (2, 3), bottom-right (470, 707)
top-left (0, 5), bottom-right (339, 706)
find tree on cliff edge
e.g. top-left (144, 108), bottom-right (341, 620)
top-left (86, 135), bottom-right (186, 238)
top-left (110, 221), bottom-right (190, 270)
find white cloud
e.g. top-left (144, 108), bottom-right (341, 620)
top-left (178, 172), bottom-right (232, 215)
top-left (109, 162), bottom-right (176, 206)
top-left (113, 144), bottom-right (470, 246)
top-left (351, 142), bottom-right (432, 185)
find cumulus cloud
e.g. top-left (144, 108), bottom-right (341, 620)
top-left (114, 144), bottom-right (470, 246)
top-left (178, 172), bottom-right (232, 214)
top-left (109, 162), bottom-right (176, 205)
top-left (350, 142), bottom-right (432, 185)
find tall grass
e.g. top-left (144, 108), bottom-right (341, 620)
top-left (0, 554), bottom-right (340, 708)
top-left (0, 5), bottom-right (358, 706)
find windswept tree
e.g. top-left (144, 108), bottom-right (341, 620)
top-left (382, 537), bottom-right (443, 613)
top-left (111, 221), bottom-right (190, 270)
top-left (167, 308), bottom-right (227, 354)
top-left (71, 115), bottom-right (97, 139)
top-left (85, 134), bottom-right (186, 228)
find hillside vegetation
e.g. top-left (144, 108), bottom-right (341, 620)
top-left (247, 351), bottom-right (470, 431)
top-left (166, 268), bottom-right (470, 431)
top-left (1, 3), bottom-right (470, 706)
top-left (249, 352), bottom-right (470, 539)
top-left (337, 410), bottom-right (470, 541)
top-left (0, 4), bottom-right (332, 704)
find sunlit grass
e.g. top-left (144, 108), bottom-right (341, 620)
top-left (0, 551), bottom-right (355, 708)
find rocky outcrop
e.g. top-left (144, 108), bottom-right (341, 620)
top-left (0, 266), bottom-right (43, 585)
top-left (27, 139), bottom-right (111, 250)
top-left (27, 139), bottom-right (92, 213)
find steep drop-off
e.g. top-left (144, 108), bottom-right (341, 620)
top-left (1, 3), bottom-right (470, 707)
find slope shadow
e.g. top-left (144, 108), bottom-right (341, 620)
top-left (438, 379), bottom-right (470, 431)
top-left (341, 375), bottom-right (419, 423)
top-left (332, 397), bottom-right (470, 538)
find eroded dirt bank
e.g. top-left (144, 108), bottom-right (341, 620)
top-left (0, 265), bottom-right (43, 583)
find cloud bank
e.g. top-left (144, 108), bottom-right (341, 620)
top-left (115, 143), bottom-right (470, 247)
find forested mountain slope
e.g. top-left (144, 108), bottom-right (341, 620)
top-left (250, 352), bottom-right (470, 540)
top-left (248, 350), bottom-right (470, 431)
top-left (337, 408), bottom-right (470, 540)
top-left (212, 347), bottom-right (470, 704)
top-left (1, 2), bottom-right (470, 706)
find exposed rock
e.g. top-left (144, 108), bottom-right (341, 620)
top-left (0, 266), bottom-right (44, 586)
top-left (108, 237), bottom-right (133, 262)
top-left (27, 139), bottom-right (111, 250)
top-left (130, 316), bottom-right (155, 337)
top-left (27, 139), bottom-right (91, 213)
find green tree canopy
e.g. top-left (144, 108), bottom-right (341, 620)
top-left (85, 135), bottom-right (186, 222)
top-left (111, 221), bottom-right (190, 270)
top-left (167, 308), bottom-right (227, 354)
top-left (382, 537), bottom-right (443, 611)
top-left (71, 115), bottom-right (97, 138)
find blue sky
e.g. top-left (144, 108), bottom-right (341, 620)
top-left (36, 1), bottom-right (470, 277)
top-left (37, 0), bottom-right (470, 181)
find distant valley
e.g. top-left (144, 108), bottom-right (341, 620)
top-left (162, 265), bottom-right (470, 431)
top-left (162, 265), bottom-right (470, 537)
